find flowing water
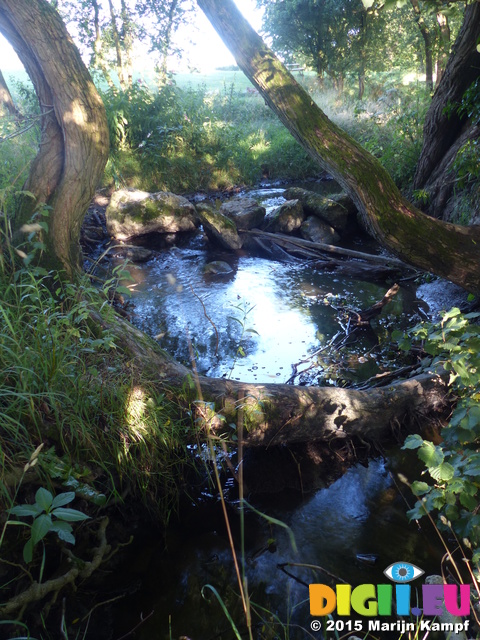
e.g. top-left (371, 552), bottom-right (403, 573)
top-left (106, 182), bottom-right (445, 639)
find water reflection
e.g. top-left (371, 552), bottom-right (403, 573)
top-left (128, 249), bottom-right (410, 384)
top-left (110, 458), bottom-right (444, 640)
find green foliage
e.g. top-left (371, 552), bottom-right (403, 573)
top-left (396, 308), bottom-right (480, 559)
top-left (8, 488), bottom-right (89, 563)
top-left (100, 79), bottom-right (319, 192)
top-left (99, 71), bottom-right (429, 193)
top-left (351, 83), bottom-right (429, 188)
top-left (0, 81), bottom-right (40, 194)
top-left (0, 196), bottom-right (190, 522)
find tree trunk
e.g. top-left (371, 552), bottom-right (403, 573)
top-left (0, 67), bottom-right (19, 117)
top-left (120, 0), bottom-right (134, 87)
top-left (358, 72), bottom-right (365, 101)
top-left (91, 0), bottom-right (115, 88)
top-left (357, 7), bottom-right (368, 101)
top-left (158, 0), bottom-right (180, 82)
top-left (410, 0), bottom-right (434, 91)
top-left (435, 11), bottom-right (450, 88)
top-left (106, 312), bottom-right (448, 448)
top-left (0, 0), bottom-right (109, 276)
top-left (107, 0), bottom-right (127, 90)
top-left (413, 1), bottom-right (480, 206)
top-left (197, 0), bottom-right (480, 295)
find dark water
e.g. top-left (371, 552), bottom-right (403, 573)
top-left (107, 183), bottom-right (444, 639)
top-left (109, 455), bottom-right (445, 640)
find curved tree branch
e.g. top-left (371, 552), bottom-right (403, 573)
top-left (0, 0), bottom-right (109, 275)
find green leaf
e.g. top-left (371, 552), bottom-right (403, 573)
top-left (8, 504), bottom-right (43, 517)
top-left (35, 487), bottom-right (53, 512)
top-left (51, 492), bottom-right (75, 509)
top-left (411, 481), bottom-right (430, 496)
top-left (429, 462), bottom-right (455, 482)
top-left (444, 504), bottom-right (459, 521)
top-left (402, 434), bottom-right (424, 450)
top-left (23, 538), bottom-right (34, 564)
top-left (460, 493), bottom-right (478, 511)
top-left (456, 427), bottom-right (476, 444)
top-left (115, 286), bottom-right (131, 296)
top-left (418, 441), bottom-right (444, 467)
top-left (407, 501), bottom-right (427, 520)
top-left (442, 308), bottom-right (461, 321)
top-left (52, 507), bottom-right (89, 522)
top-left (31, 514), bottom-right (52, 545)
top-left (50, 521), bottom-right (75, 544)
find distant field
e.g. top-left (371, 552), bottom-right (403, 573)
top-left (3, 67), bottom-right (318, 97)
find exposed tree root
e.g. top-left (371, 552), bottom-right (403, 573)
top-left (0, 518), bottom-right (110, 618)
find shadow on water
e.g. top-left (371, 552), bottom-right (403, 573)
top-left (107, 453), bottom-right (446, 640)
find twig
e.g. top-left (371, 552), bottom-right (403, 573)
top-left (189, 284), bottom-right (219, 356)
top-left (0, 109), bottom-right (54, 143)
top-left (81, 593), bottom-right (126, 621)
top-left (0, 518), bottom-right (110, 616)
top-left (113, 609), bottom-right (154, 640)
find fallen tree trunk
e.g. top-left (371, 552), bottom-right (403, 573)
top-left (105, 313), bottom-right (448, 448)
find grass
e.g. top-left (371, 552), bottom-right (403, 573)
top-left (0, 196), bottom-right (198, 634)
top-left (0, 233), bottom-right (191, 516)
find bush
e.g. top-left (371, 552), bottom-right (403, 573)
top-left (99, 79), bottom-right (321, 192)
top-left (395, 308), bottom-right (480, 561)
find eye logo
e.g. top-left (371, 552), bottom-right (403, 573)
top-left (384, 562), bottom-right (424, 583)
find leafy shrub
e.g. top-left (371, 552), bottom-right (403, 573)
top-left (394, 308), bottom-right (480, 561)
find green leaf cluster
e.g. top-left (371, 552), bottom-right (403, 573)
top-left (8, 488), bottom-right (89, 563)
top-left (397, 308), bottom-right (480, 558)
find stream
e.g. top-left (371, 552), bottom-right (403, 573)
top-left (124, 183), bottom-right (420, 387)
top-left (105, 182), bottom-right (447, 639)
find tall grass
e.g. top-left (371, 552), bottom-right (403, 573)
top-left (0, 197), bottom-right (190, 519)
top-left (99, 72), bottom-right (429, 195)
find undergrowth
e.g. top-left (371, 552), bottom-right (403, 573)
top-left (98, 74), bottom-right (428, 194)
top-left (0, 241), bottom-right (188, 519)
top-left (0, 191), bottom-right (196, 634)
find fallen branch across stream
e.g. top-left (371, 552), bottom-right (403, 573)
top-left (246, 229), bottom-right (407, 266)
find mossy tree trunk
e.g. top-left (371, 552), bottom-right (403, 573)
top-left (108, 313), bottom-right (449, 448)
top-left (0, 0), bottom-right (109, 276)
top-left (197, 0), bottom-right (480, 295)
top-left (413, 1), bottom-right (480, 217)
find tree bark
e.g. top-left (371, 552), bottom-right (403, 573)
top-left (0, 0), bottom-right (109, 276)
top-left (105, 312), bottom-right (448, 448)
top-left (197, 0), bottom-right (480, 295)
top-left (435, 12), bottom-right (450, 88)
top-left (0, 67), bottom-right (19, 117)
top-left (413, 1), bottom-right (480, 202)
